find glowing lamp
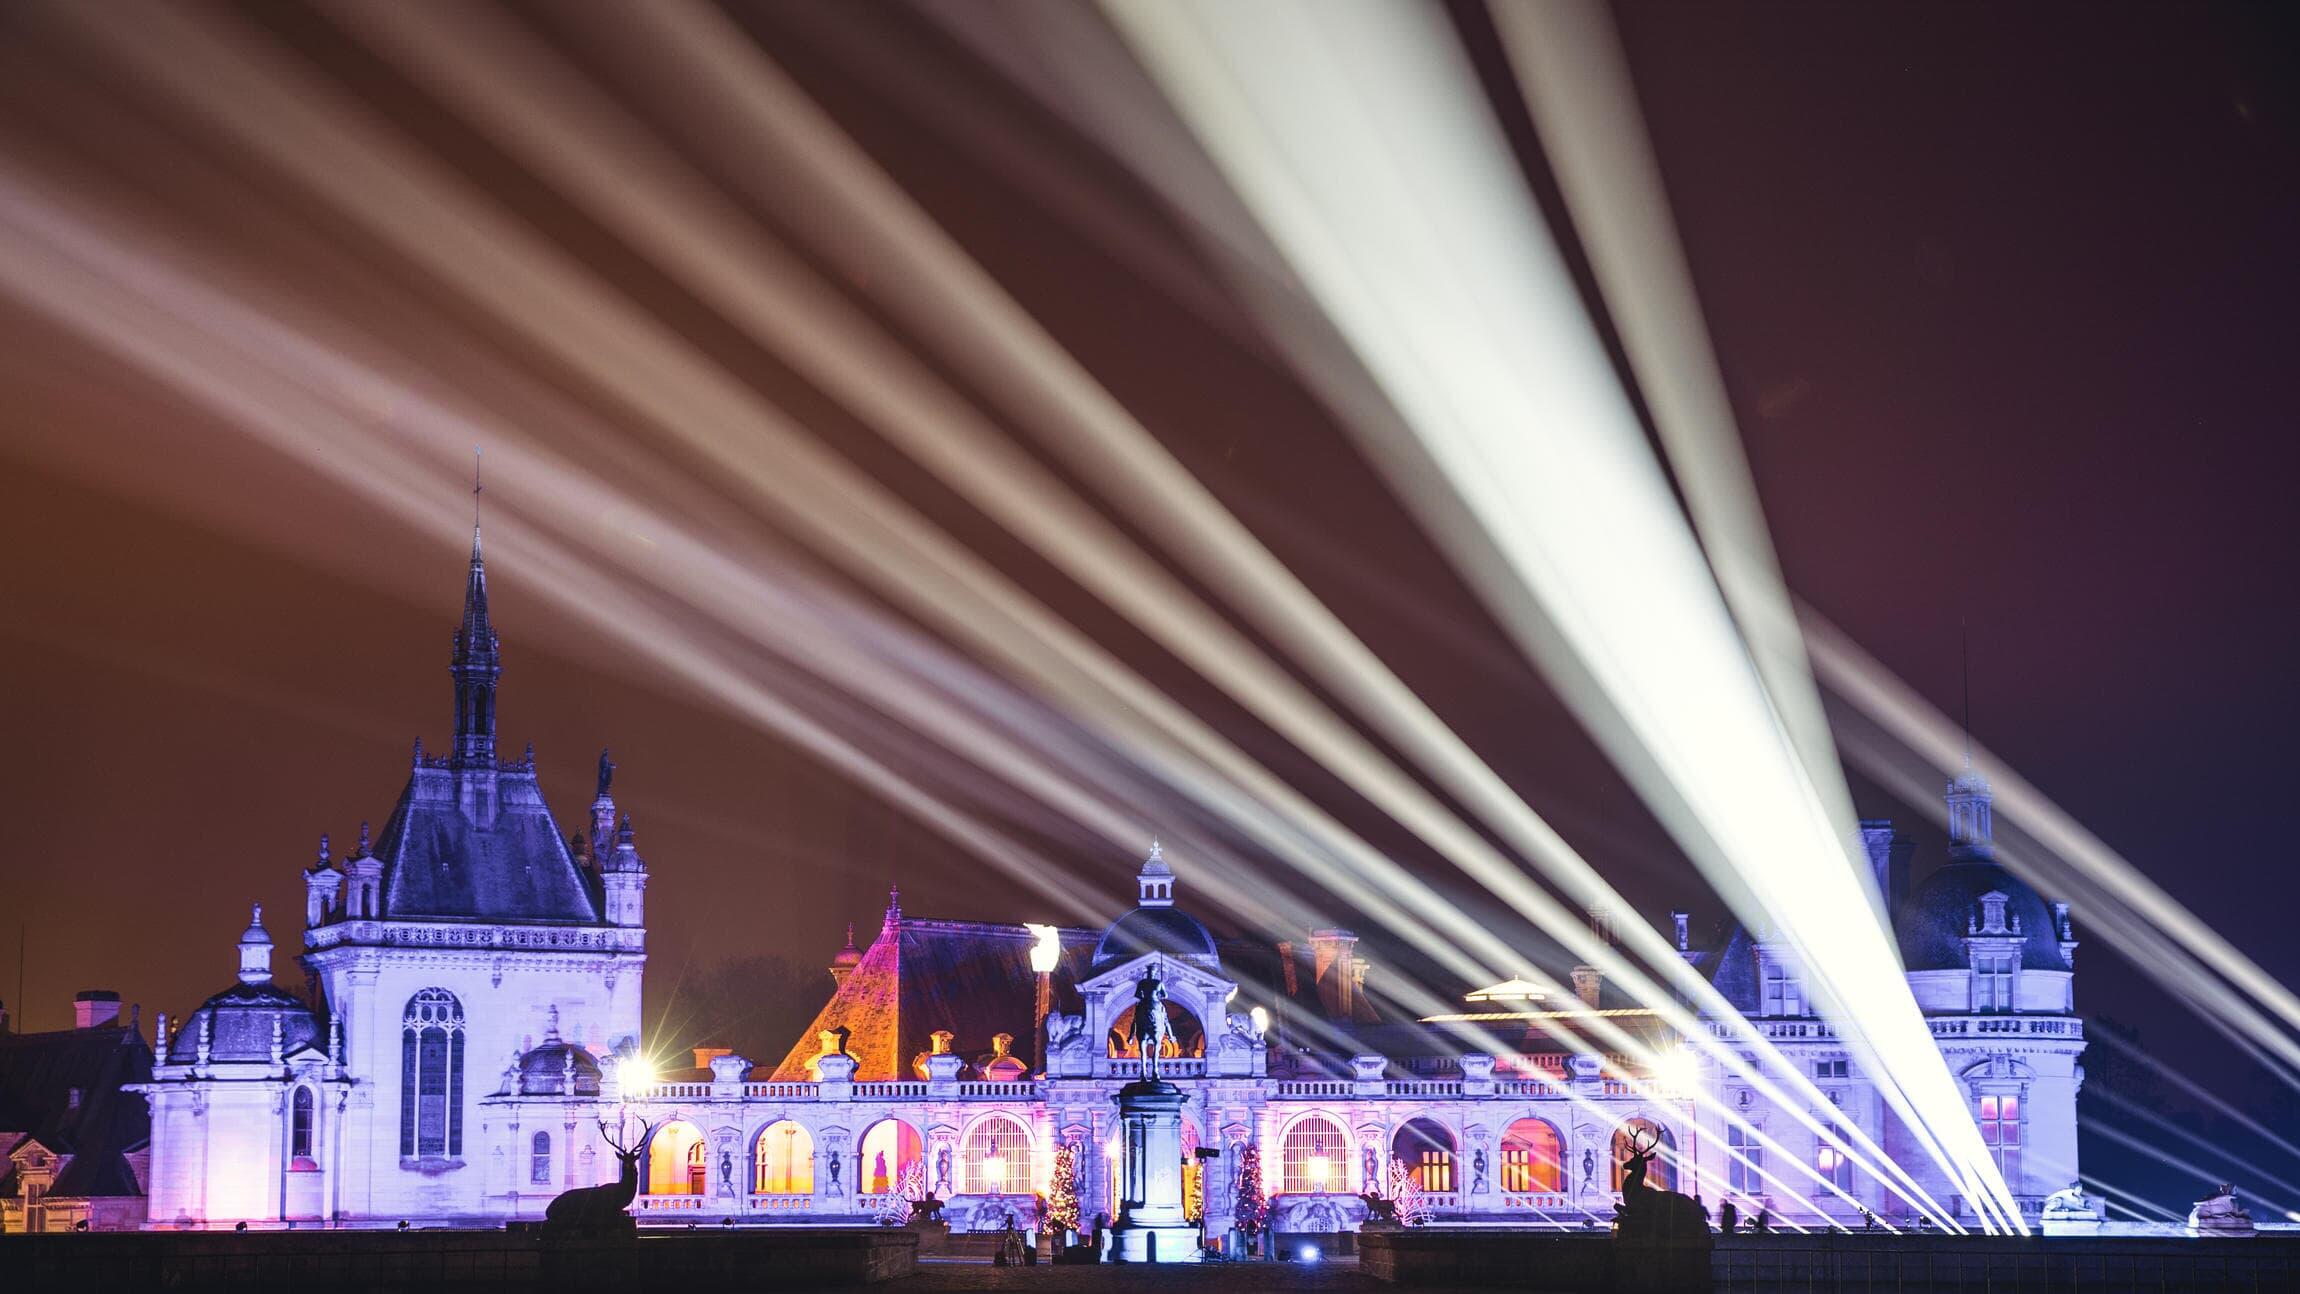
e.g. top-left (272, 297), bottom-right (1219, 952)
top-left (1024, 923), bottom-right (1061, 975)
top-left (1650, 1045), bottom-right (1699, 1097)
top-left (984, 1153), bottom-right (1007, 1193)
top-left (1248, 1005), bottom-right (1270, 1036)
top-left (619, 1055), bottom-right (657, 1094)
top-left (1306, 1145), bottom-right (1332, 1192)
top-left (1298, 1244), bottom-right (1320, 1263)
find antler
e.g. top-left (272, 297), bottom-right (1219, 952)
top-left (1632, 1127), bottom-right (1658, 1155)
top-left (597, 1115), bottom-right (657, 1156)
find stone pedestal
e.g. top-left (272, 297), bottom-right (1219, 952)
top-left (1109, 1079), bottom-right (1198, 1263)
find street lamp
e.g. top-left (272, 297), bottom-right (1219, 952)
top-left (1026, 923), bottom-right (1060, 1074)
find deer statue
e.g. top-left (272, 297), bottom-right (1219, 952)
top-left (545, 1116), bottom-right (656, 1233)
top-left (1612, 1126), bottom-right (1711, 1249)
top-left (1619, 1127), bottom-right (1660, 1199)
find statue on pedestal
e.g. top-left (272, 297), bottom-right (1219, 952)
top-left (2188, 1183), bottom-right (2256, 1237)
top-left (1130, 967), bottom-right (1172, 1080)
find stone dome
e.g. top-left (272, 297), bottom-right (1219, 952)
top-left (1898, 859), bottom-right (2068, 973)
top-left (168, 982), bottom-right (322, 1064)
top-left (515, 1040), bottom-right (602, 1096)
top-left (1093, 905), bottom-right (1218, 972)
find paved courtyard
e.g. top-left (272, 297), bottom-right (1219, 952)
top-left (891, 1256), bottom-right (1473, 1293)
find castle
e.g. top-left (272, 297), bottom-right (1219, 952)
top-left (131, 525), bottom-right (2081, 1234)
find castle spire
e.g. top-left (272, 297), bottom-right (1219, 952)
top-left (450, 451), bottom-right (501, 769)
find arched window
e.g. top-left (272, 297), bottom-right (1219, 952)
top-left (1279, 1114), bottom-right (1347, 1193)
top-left (962, 1115), bottom-right (1032, 1194)
top-left (531, 1132), bottom-right (553, 1186)
top-left (1391, 1118), bottom-right (1455, 1193)
top-left (399, 989), bottom-right (464, 1160)
top-left (755, 1121), bottom-right (815, 1194)
top-left (1499, 1118), bottom-right (1562, 1194)
top-left (1105, 1003), bottom-right (1206, 1059)
top-left (858, 1119), bottom-right (922, 1196)
top-left (645, 1121), bottom-right (708, 1195)
top-left (1611, 1118), bottom-right (1676, 1193)
top-left (289, 1087), bottom-right (315, 1163)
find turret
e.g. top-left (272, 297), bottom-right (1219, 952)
top-left (304, 832), bottom-right (343, 928)
top-left (343, 820), bottom-right (382, 919)
top-left (237, 904), bottom-right (273, 985)
top-left (602, 813), bottom-right (647, 927)
top-left (1136, 839), bottom-right (1175, 906)
top-left (829, 924), bottom-right (862, 988)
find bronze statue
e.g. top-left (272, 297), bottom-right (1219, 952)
top-left (1130, 967), bottom-right (1172, 1080)
top-left (545, 1116), bottom-right (655, 1233)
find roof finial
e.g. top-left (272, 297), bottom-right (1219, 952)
top-left (315, 833), bottom-right (331, 870)
top-left (472, 446), bottom-right (484, 551)
top-left (885, 882), bottom-right (902, 927)
top-left (356, 820), bottom-right (371, 857)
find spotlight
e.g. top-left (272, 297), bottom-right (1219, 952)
top-left (1297, 1243), bottom-right (1319, 1263)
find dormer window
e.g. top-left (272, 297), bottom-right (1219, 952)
top-left (1974, 953), bottom-right (2016, 1012)
top-left (1978, 892), bottom-right (2010, 934)
top-left (1760, 959), bottom-right (1802, 1017)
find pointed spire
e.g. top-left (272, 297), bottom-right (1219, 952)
top-left (450, 453), bottom-right (502, 768)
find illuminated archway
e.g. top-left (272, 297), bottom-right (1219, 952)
top-left (1105, 1002), bottom-right (1205, 1059)
top-left (858, 1118), bottom-right (922, 1196)
top-left (753, 1120), bottom-right (814, 1195)
top-left (1278, 1113), bottom-right (1347, 1193)
top-left (1499, 1117), bottom-right (1564, 1193)
top-left (645, 1120), bottom-right (707, 1195)
top-left (962, 1114), bottom-right (1032, 1195)
top-left (1391, 1118), bottom-right (1455, 1193)
top-left (1611, 1118), bottom-right (1677, 1193)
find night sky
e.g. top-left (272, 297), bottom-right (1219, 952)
top-left (1, 1), bottom-right (2296, 1212)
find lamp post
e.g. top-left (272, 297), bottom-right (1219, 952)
top-left (1026, 924), bottom-right (1060, 1075)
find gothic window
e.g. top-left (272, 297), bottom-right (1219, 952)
top-left (1498, 1118), bottom-right (1563, 1193)
top-left (290, 1087), bottom-right (315, 1162)
top-left (531, 1132), bottom-right (552, 1185)
top-left (1279, 1114), bottom-right (1348, 1193)
top-left (399, 988), bottom-right (464, 1160)
top-left (962, 1115), bottom-right (1031, 1195)
top-left (1726, 1122), bottom-right (1761, 1194)
top-left (1974, 954), bottom-right (2017, 1012)
top-left (1760, 961), bottom-right (1802, 1017)
top-left (1977, 1094), bottom-right (2021, 1184)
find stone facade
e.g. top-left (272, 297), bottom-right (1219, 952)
top-left (130, 528), bottom-right (2081, 1233)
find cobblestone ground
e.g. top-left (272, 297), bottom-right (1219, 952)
top-left (890, 1255), bottom-right (1506, 1292)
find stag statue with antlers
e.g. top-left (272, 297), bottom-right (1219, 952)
top-left (1611, 1126), bottom-right (1712, 1252)
top-left (544, 1115), bottom-right (656, 1236)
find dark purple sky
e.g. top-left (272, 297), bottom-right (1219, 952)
top-left (0, 0), bottom-right (2294, 1210)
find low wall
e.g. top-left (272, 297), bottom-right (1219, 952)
top-left (0, 1226), bottom-right (917, 1293)
top-left (1360, 1227), bottom-right (2300, 1294)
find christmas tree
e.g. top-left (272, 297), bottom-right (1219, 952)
top-left (1233, 1143), bottom-right (1267, 1234)
top-left (1047, 1140), bottom-right (1082, 1237)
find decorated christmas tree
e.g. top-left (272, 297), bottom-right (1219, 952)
top-left (1047, 1140), bottom-right (1082, 1237)
top-left (1233, 1143), bottom-right (1267, 1234)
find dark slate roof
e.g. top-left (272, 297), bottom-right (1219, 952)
top-left (1897, 858), bottom-right (2068, 973)
top-left (374, 763), bottom-right (601, 924)
top-left (772, 919), bottom-right (1096, 1082)
top-left (1703, 925), bottom-right (1763, 1014)
top-left (1092, 906), bottom-right (1218, 972)
top-left (167, 983), bottom-right (322, 1065)
top-left (0, 1025), bottom-right (152, 1199)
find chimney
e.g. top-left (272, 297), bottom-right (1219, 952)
top-left (1310, 929), bottom-right (1358, 1017)
top-left (692, 1046), bottom-right (733, 1073)
top-left (75, 990), bottom-right (122, 1029)
top-left (1570, 966), bottom-right (1602, 1009)
top-left (1571, 907), bottom-right (1613, 1008)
